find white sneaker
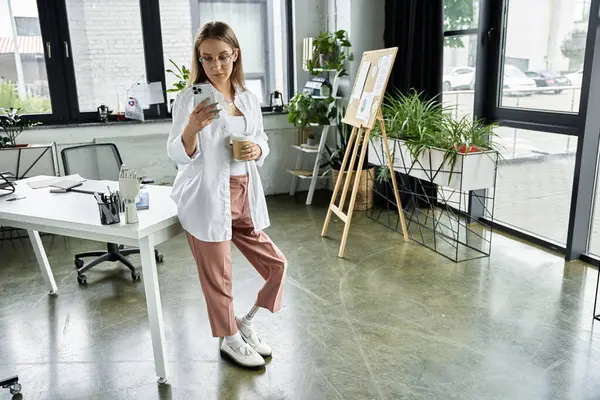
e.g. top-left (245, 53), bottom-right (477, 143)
top-left (236, 316), bottom-right (272, 358)
top-left (220, 339), bottom-right (265, 369)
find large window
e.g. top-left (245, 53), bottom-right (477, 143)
top-left (498, 0), bottom-right (592, 113)
top-left (65, 0), bottom-right (147, 113)
top-left (494, 127), bottom-right (577, 245)
top-left (162, 0), bottom-right (289, 106)
top-left (1, 0), bottom-right (291, 123)
top-left (0, 0), bottom-right (51, 114)
top-left (442, 0), bottom-right (479, 120)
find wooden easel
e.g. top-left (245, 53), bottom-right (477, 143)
top-left (321, 48), bottom-right (409, 258)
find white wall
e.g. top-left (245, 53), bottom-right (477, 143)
top-left (347, 0), bottom-right (385, 85)
top-left (17, 114), bottom-right (320, 196)
top-left (292, 0), bottom-right (328, 91)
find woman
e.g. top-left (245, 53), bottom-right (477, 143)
top-left (167, 21), bottom-right (287, 369)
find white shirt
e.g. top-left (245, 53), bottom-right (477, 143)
top-left (228, 115), bottom-right (248, 176)
top-left (167, 84), bottom-right (270, 242)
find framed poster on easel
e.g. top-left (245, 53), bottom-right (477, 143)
top-left (321, 47), bottom-right (409, 258)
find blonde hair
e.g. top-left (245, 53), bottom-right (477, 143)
top-left (188, 21), bottom-right (246, 90)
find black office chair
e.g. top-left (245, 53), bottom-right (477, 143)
top-left (61, 143), bottom-right (163, 284)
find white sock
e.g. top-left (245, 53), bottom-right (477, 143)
top-left (224, 331), bottom-right (245, 349)
top-left (242, 314), bottom-right (253, 326)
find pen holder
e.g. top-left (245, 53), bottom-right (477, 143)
top-left (98, 201), bottom-right (121, 225)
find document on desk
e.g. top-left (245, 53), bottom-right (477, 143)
top-left (28, 174), bottom-right (86, 189)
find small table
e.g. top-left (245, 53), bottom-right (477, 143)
top-left (0, 177), bottom-right (183, 383)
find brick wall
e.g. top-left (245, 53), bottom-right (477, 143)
top-left (160, 0), bottom-right (193, 105)
top-left (65, 0), bottom-right (193, 112)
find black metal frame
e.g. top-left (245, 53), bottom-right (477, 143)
top-left (462, 0), bottom-right (600, 264)
top-left (0, 172), bottom-right (16, 198)
top-left (17, 0), bottom-right (294, 125)
top-left (366, 137), bottom-right (498, 263)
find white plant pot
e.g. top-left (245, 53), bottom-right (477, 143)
top-left (368, 136), bottom-right (498, 191)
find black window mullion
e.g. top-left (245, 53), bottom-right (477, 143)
top-left (52, 0), bottom-right (81, 122)
top-left (32, 0), bottom-right (69, 124)
top-left (140, 0), bottom-right (168, 118)
top-left (491, 108), bottom-right (582, 135)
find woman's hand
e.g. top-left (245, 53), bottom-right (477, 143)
top-left (182, 99), bottom-right (219, 157)
top-left (186, 99), bottom-right (219, 134)
top-left (241, 143), bottom-right (262, 161)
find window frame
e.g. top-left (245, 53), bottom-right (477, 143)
top-left (6, 0), bottom-right (293, 125)
top-left (472, 0), bottom-right (600, 260)
top-left (190, 0), bottom-right (287, 106)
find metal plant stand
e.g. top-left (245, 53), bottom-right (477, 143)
top-left (366, 137), bottom-right (498, 263)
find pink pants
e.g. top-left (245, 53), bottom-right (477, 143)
top-left (186, 174), bottom-right (287, 337)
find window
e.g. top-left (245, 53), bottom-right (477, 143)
top-left (443, 0), bottom-right (478, 121)
top-left (3, 0), bottom-right (292, 123)
top-left (494, 127), bottom-right (577, 245)
top-left (0, 0), bottom-right (51, 114)
top-left (444, 0), bottom-right (479, 31)
top-left (15, 17), bottom-right (41, 36)
top-left (64, 0), bottom-right (147, 113)
top-left (498, 0), bottom-right (592, 113)
top-left (163, 0), bottom-right (290, 106)
top-left (442, 37), bottom-right (478, 120)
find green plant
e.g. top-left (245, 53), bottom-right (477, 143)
top-left (0, 107), bottom-right (40, 147)
top-left (307, 30), bottom-right (354, 75)
top-left (166, 59), bottom-right (190, 93)
top-left (373, 90), bottom-right (502, 183)
top-left (0, 81), bottom-right (51, 114)
top-left (0, 81), bottom-right (18, 108)
top-left (287, 92), bottom-right (337, 128)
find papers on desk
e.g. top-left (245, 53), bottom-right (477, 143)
top-left (28, 174), bottom-right (86, 189)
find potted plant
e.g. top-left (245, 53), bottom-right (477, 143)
top-left (307, 30), bottom-right (354, 75)
top-left (0, 107), bottom-right (40, 149)
top-left (323, 108), bottom-right (375, 211)
top-left (287, 91), bottom-right (337, 128)
top-left (306, 134), bottom-right (316, 146)
top-left (369, 90), bottom-right (501, 192)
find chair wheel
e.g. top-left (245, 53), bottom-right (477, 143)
top-left (74, 258), bottom-right (84, 269)
top-left (155, 253), bottom-right (164, 263)
top-left (77, 274), bottom-right (87, 285)
top-left (132, 272), bottom-right (141, 281)
top-left (9, 383), bottom-right (21, 395)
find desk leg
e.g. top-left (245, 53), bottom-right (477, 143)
top-left (139, 236), bottom-right (168, 384)
top-left (27, 230), bottom-right (58, 295)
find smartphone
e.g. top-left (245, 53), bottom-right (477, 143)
top-left (192, 83), bottom-right (219, 118)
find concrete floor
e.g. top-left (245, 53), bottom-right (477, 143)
top-left (1, 194), bottom-right (600, 400)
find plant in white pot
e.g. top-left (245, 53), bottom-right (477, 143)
top-left (369, 90), bottom-right (501, 192)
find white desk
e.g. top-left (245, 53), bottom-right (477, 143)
top-left (0, 177), bottom-right (183, 384)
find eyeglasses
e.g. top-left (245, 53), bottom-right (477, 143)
top-left (199, 53), bottom-right (235, 68)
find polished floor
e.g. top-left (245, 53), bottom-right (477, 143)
top-left (1, 194), bottom-right (600, 399)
